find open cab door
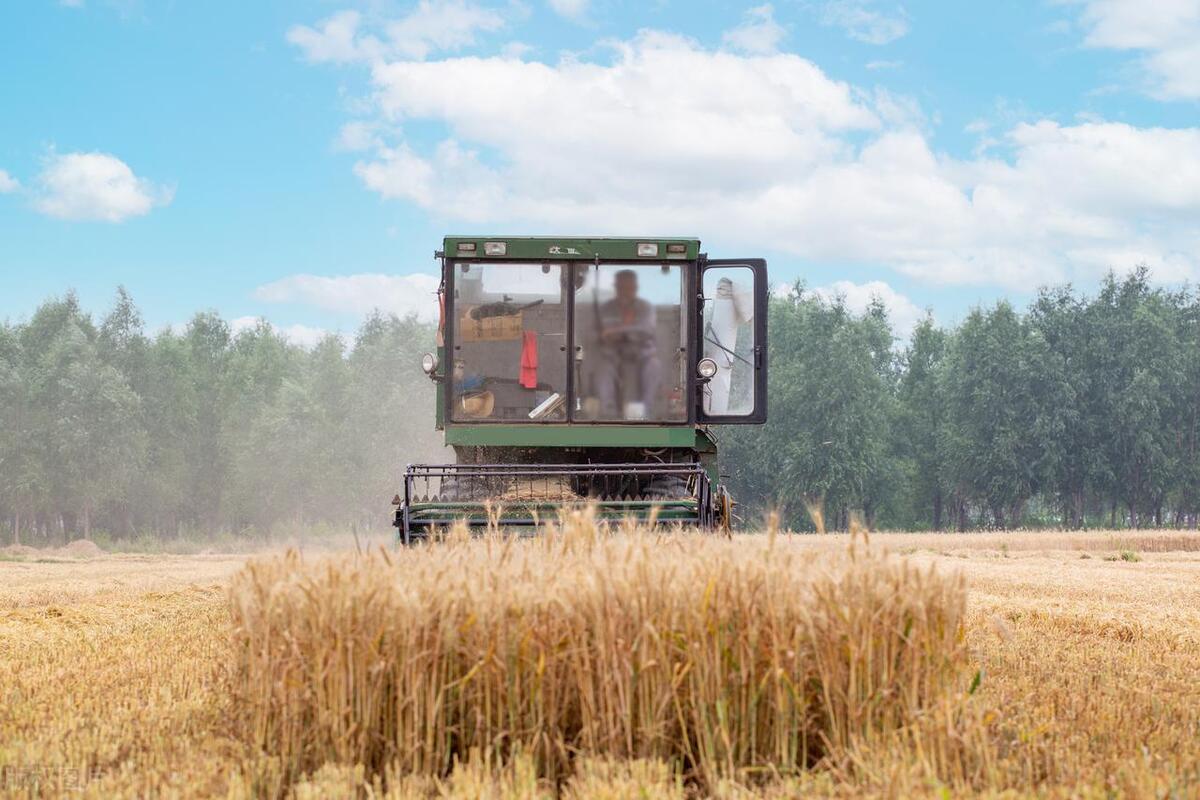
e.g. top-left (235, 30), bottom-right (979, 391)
top-left (698, 258), bottom-right (768, 424)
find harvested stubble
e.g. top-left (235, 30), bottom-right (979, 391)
top-left (227, 512), bottom-right (973, 791)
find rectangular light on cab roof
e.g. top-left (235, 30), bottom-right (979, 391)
top-left (484, 241), bottom-right (507, 256)
top-left (456, 242), bottom-right (477, 253)
top-left (637, 242), bottom-right (659, 257)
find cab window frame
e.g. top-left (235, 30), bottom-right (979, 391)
top-left (695, 258), bottom-right (768, 425)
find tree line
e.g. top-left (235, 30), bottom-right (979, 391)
top-left (0, 289), bottom-right (440, 544)
top-left (725, 267), bottom-right (1200, 530)
top-left (2, 267), bottom-right (1198, 543)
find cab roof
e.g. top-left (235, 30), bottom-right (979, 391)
top-left (443, 236), bottom-right (701, 261)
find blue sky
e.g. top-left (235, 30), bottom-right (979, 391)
top-left (2, 0), bottom-right (1198, 343)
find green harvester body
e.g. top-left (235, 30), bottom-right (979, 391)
top-left (395, 236), bottom-right (767, 540)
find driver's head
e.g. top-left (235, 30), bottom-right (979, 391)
top-left (615, 269), bottom-right (639, 302)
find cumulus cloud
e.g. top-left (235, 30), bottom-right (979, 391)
top-left (808, 280), bottom-right (925, 338)
top-left (288, 9), bottom-right (368, 63)
top-left (547, 0), bottom-right (588, 21)
top-left (0, 170), bottom-right (19, 193)
top-left (362, 30), bottom-right (878, 219)
top-left (819, 0), bottom-right (909, 45)
top-left (254, 273), bottom-right (441, 322)
top-left (287, 1), bottom-right (504, 64)
top-left (1074, 0), bottom-right (1200, 100)
top-left (293, 17), bottom-right (1200, 290)
top-left (34, 152), bottom-right (173, 222)
top-left (230, 316), bottom-right (333, 349)
top-left (334, 120), bottom-right (387, 152)
top-left (723, 4), bottom-right (786, 55)
top-left (501, 41), bottom-right (533, 59)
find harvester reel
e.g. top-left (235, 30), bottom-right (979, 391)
top-left (397, 462), bottom-right (717, 538)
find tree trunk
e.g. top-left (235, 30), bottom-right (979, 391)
top-left (932, 491), bottom-right (943, 531)
top-left (1110, 500), bottom-right (1117, 529)
top-left (82, 504), bottom-right (92, 540)
top-left (12, 510), bottom-right (19, 546)
top-left (1128, 502), bottom-right (1137, 530)
top-left (1009, 498), bottom-right (1026, 530)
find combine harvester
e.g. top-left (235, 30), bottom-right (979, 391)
top-left (395, 236), bottom-right (767, 542)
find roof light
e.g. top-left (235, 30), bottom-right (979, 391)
top-left (456, 242), bottom-right (477, 253)
top-left (637, 242), bottom-right (659, 257)
top-left (484, 241), bottom-right (507, 256)
top-left (666, 243), bottom-right (687, 254)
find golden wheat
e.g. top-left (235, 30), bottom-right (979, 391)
top-left (226, 510), bottom-right (971, 792)
top-left (2, 527), bottom-right (1200, 797)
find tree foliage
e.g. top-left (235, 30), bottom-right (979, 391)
top-left (3, 270), bottom-right (1200, 541)
top-left (0, 290), bottom-right (439, 542)
top-left (724, 269), bottom-right (1200, 530)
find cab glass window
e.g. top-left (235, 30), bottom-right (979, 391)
top-left (450, 262), bottom-right (568, 422)
top-left (701, 266), bottom-right (757, 417)
top-left (573, 264), bottom-right (687, 422)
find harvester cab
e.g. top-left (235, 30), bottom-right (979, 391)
top-left (395, 237), bottom-right (767, 542)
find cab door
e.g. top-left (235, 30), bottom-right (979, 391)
top-left (697, 258), bottom-right (768, 424)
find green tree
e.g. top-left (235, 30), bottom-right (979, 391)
top-left (941, 303), bottom-right (1043, 528)
top-left (1086, 270), bottom-right (1187, 527)
top-left (896, 315), bottom-right (948, 528)
top-left (0, 324), bottom-right (35, 543)
top-left (724, 287), bottom-right (894, 530)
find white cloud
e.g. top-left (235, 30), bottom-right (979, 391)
top-left (334, 120), bottom-right (386, 152)
top-left (384, 0), bottom-right (504, 60)
top-left (287, 1), bottom-right (504, 64)
top-left (230, 316), bottom-right (333, 349)
top-left (297, 23), bottom-right (1200, 291)
top-left (0, 170), bottom-right (19, 193)
top-left (808, 280), bottom-right (925, 338)
top-left (501, 41), bottom-right (533, 59)
top-left (363, 30), bottom-right (879, 222)
top-left (722, 4), bottom-right (786, 55)
top-left (254, 273), bottom-right (441, 322)
top-left (34, 152), bottom-right (172, 222)
top-left (820, 1), bottom-right (909, 45)
top-left (288, 10), bottom-right (371, 63)
top-left (547, 0), bottom-right (588, 21)
top-left (1074, 0), bottom-right (1200, 100)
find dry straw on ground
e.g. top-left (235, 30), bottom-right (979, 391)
top-left (226, 511), bottom-right (976, 793)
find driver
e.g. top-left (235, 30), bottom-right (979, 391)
top-left (593, 269), bottom-right (660, 418)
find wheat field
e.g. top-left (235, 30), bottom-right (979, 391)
top-left (1, 523), bottom-right (1199, 798)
